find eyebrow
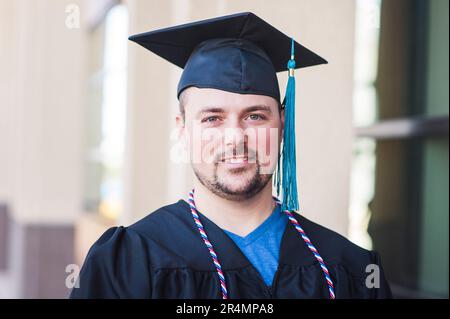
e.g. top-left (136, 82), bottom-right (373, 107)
top-left (196, 105), bottom-right (273, 118)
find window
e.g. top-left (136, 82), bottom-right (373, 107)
top-left (84, 4), bottom-right (129, 220)
top-left (349, 0), bottom-right (382, 250)
top-left (350, 0), bottom-right (449, 298)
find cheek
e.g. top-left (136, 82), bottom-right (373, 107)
top-left (251, 126), bottom-right (281, 155)
top-left (200, 139), bottom-right (219, 164)
top-left (188, 126), bottom-right (223, 165)
top-left (249, 124), bottom-right (281, 173)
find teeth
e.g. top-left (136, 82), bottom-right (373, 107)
top-left (223, 157), bottom-right (247, 163)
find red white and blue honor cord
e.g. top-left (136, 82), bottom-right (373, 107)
top-left (273, 196), bottom-right (336, 299)
top-left (187, 189), bottom-right (336, 299)
top-left (187, 190), bottom-right (228, 299)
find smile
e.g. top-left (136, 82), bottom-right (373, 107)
top-left (220, 156), bottom-right (249, 163)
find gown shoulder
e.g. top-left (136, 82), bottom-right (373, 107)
top-left (70, 200), bottom-right (200, 299)
top-left (69, 225), bottom-right (152, 298)
top-left (294, 213), bottom-right (392, 298)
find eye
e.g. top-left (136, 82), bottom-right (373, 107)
top-left (246, 114), bottom-right (266, 121)
top-left (202, 116), bottom-right (220, 123)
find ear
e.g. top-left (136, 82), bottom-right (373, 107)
top-left (175, 113), bottom-right (185, 130)
top-left (175, 113), bottom-right (189, 163)
top-left (175, 113), bottom-right (188, 150)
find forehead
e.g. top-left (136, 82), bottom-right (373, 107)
top-left (182, 87), bottom-right (279, 112)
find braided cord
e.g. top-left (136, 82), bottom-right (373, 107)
top-left (188, 189), bottom-right (336, 299)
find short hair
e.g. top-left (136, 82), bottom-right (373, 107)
top-left (178, 89), bottom-right (188, 121)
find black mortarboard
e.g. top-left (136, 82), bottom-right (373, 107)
top-left (128, 12), bottom-right (327, 102)
top-left (128, 12), bottom-right (328, 212)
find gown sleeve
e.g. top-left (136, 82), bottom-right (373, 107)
top-left (69, 226), bottom-right (152, 299)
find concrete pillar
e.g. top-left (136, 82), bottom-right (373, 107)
top-left (0, 0), bottom-right (87, 297)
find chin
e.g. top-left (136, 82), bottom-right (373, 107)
top-left (219, 182), bottom-right (253, 194)
top-left (218, 171), bottom-right (256, 186)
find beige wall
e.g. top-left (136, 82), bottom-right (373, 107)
top-left (0, 0), bottom-right (87, 298)
top-left (0, 0), bottom-right (87, 225)
top-left (122, 0), bottom-right (174, 225)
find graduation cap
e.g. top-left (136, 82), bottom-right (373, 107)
top-left (129, 12), bottom-right (328, 212)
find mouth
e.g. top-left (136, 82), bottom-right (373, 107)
top-left (217, 155), bottom-right (258, 170)
top-left (220, 156), bottom-right (249, 163)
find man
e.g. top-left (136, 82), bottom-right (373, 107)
top-left (70, 12), bottom-right (392, 299)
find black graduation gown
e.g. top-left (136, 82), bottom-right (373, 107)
top-left (70, 200), bottom-right (392, 299)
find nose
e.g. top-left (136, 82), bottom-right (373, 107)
top-left (223, 124), bottom-right (246, 147)
top-left (221, 116), bottom-right (248, 159)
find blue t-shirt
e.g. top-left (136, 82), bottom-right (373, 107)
top-left (223, 204), bottom-right (288, 287)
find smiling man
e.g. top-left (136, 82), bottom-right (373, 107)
top-left (70, 12), bottom-right (392, 299)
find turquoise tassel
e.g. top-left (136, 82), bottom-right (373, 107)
top-left (274, 38), bottom-right (299, 212)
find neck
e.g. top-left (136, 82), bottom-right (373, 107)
top-left (191, 180), bottom-right (276, 237)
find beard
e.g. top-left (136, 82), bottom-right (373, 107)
top-left (192, 160), bottom-right (273, 201)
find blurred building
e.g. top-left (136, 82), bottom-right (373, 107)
top-left (0, 0), bottom-right (447, 298)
